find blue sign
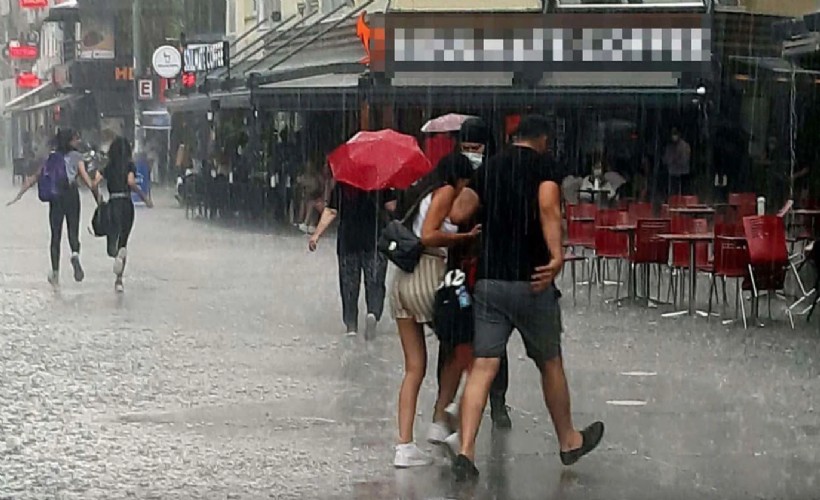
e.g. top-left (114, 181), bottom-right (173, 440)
top-left (132, 159), bottom-right (151, 205)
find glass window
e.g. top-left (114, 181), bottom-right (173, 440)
top-left (557, 0), bottom-right (706, 7)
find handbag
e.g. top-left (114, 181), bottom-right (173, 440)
top-left (377, 187), bottom-right (435, 273)
top-left (91, 200), bottom-right (112, 237)
top-left (433, 269), bottom-right (474, 347)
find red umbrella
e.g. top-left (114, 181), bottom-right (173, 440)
top-left (328, 129), bottom-right (433, 191)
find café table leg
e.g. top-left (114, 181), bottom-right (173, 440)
top-left (688, 240), bottom-right (697, 316)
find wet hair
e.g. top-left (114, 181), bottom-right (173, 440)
top-left (398, 152), bottom-right (473, 217)
top-left (54, 128), bottom-right (78, 153)
top-left (459, 117), bottom-right (489, 145)
top-left (107, 136), bottom-right (133, 170)
top-left (515, 115), bottom-right (553, 141)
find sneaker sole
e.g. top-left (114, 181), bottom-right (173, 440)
top-left (364, 315), bottom-right (377, 340)
top-left (393, 460), bottom-right (434, 468)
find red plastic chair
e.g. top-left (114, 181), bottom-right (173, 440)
top-left (728, 192), bottom-right (757, 208)
top-left (628, 202), bottom-right (653, 223)
top-left (589, 210), bottom-right (629, 302)
top-left (668, 195), bottom-right (700, 207)
top-left (707, 235), bottom-right (751, 327)
top-left (627, 218), bottom-right (671, 303)
top-left (566, 203), bottom-right (597, 251)
top-left (742, 215), bottom-right (789, 322)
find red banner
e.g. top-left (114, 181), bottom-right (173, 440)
top-left (16, 72), bottom-right (41, 88)
top-left (9, 44), bottom-right (38, 60)
top-left (19, 0), bottom-right (48, 8)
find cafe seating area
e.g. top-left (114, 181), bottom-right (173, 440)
top-left (563, 193), bottom-right (820, 329)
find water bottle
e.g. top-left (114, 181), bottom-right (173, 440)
top-left (757, 196), bottom-right (766, 216)
top-left (457, 286), bottom-right (471, 309)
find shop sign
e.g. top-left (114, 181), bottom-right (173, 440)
top-left (138, 79), bottom-right (154, 100)
top-left (374, 13), bottom-right (711, 74)
top-left (152, 45), bottom-right (182, 79)
top-left (183, 41), bottom-right (229, 73)
top-left (16, 72), bottom-right (41, 88)
top-left (19, 0), bottom-right (48, 8)
top-left (7, 41), bottom-right (39, 60)
top-left (114, 66), bottom-right (134, 81)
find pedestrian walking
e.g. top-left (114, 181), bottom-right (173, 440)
top-left (309, 182), bottom-right (396, 337)
top-left (434, 117), bottom-right (512, 430)
top-left (7, 129), bottom-right (97, 287)
top-left (91, 136), bottom-right (153, 293)
top-left (448, 115), bottom-right (604, 480)
top-left (390, 153), bottom-right (480, 468)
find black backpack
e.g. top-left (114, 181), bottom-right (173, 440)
top-left (433, 269), bottom-right (474, 347)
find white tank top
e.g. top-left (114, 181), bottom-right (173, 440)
top-left (412, 192), bottom-right (458, 256)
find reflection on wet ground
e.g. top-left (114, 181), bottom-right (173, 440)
top-left (1, 181), bottom-right (819, 499)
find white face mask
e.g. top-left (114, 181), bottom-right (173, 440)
top-left (593, 169), bottom-right (603, 179)
top-left (462, 152), bottom-right (483, 169)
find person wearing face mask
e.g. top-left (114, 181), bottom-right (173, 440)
top-left (663, 126), bottom-right (691, 196)
top-left (431, 118), bottom-right (514, 435)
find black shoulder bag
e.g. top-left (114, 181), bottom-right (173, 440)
top-left (377, 187), bottom-right (435, 273)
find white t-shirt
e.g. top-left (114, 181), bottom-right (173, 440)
top-left (412, 192), bottom-right (458, 256)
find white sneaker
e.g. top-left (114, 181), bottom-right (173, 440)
top-left (113, 248), bottom-right (127, 276)
top-left (442, 432), bottom-right (461, 461)
top-left (445, 402), bottom-right (459, 421)
top-left (47, 271), bottom-right (59, 287)
top-left (394, 443), bottom-right (433, 468)
top-left (426, 421), bottom-right (452, 444)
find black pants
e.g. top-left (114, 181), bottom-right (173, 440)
top-left (338, 249), bottom-right (388, 330)
top-left (48, 186), bottom-right (81, 271)
top-left (106, 197), bottom-right (135, 258)
top-left (436, 344), bottom-right (509, 407)
top-left (669, 174), bottom-right (690, 196)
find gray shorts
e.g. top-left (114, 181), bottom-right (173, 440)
top-left (472, 280), bottom-right (563, 363)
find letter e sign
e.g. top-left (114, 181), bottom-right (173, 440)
top-left (138, 79), bottom-right (154, 100)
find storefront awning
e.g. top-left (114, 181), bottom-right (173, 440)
top-left (3, 82), bottom-right (54, 113)
top-left (21, 93), bottom-right (80, 112)
top-left (259, 73), bottom-right (361, 91)
top-left (729, 56), bottom-right (820, 75)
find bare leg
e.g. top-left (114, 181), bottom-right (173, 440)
top-left (434, 345), bottom-right (472, 423)
top-left (539, 356), bottom-right (583, 452)
top-left (459, 356), bottom-right (501, 459)
top-left (397, 318), bottom-right (427, 444)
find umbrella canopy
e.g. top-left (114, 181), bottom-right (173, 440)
top-left (328, 129), bottom-right (433, 191)
top-left (421, 113), bottom-right (477, 134)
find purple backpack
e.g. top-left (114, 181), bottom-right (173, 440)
top-left (38, 152), bottom-right (68, 202)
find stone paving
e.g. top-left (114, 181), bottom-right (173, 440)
top-left (1, 174), bottom-right (819, 499)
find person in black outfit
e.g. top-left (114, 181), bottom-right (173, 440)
top-left (309, 181), bottom-right (396, 338)
top-left (92, 137), bottom-right (153, 293)
top-left (435, 118), bottom-right (512, 429)
top-left (8, 129), bottom-right (96, 287)
top-left (449, 115), bottom-right (604, 480)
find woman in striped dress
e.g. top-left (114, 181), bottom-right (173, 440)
top-left (391, 153), bottom-right (480, 468)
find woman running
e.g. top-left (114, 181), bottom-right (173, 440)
top-left (7, 129), bottom-right (96, 286)
top-left (391, 153), bottom-right (479, 468)
top-left (93, 136), bottom-right (153, 292)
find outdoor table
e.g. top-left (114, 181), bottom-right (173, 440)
top-left (580, 188), bottom-right (611, 207)
top-left (668, 206), bottom-right (716, 217)
top-left (658, 233), bottom-right (714, 317)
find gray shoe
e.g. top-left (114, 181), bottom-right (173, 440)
top-left (113, 247), bottom-right (127, 276)
top-left (364, 313), bottom-right (377, 340)
top-left (70, 254), bottom-right (84, 283)
top-left (48, 270), bottom-right (59, 287)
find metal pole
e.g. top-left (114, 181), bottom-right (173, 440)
top-left (132, 0), bottom-right (142, 153)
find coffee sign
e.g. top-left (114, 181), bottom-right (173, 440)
top-left (183, 41), bottom-right (229, 73)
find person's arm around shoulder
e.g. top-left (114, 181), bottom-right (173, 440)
top-left (532, 179), bottom-right (564, 292)
top-left (420, 186), bottom-right (480, 248)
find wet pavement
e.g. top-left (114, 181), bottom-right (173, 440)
top-left (1, 175), bottom-right (819, 500)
